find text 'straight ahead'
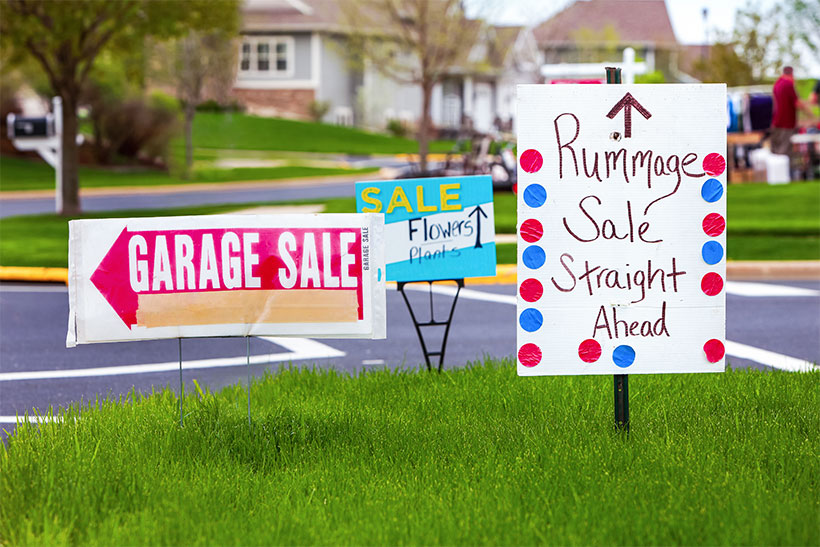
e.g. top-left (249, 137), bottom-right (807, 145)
top-left (516, 84), bottom-right (727, 375)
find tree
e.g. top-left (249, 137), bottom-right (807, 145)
top-left (174, 29), bottom-right (238, 177)
top-left (0, 0), bottom-right (239, 215)
top-left (729, 0), bottom-right (820, 82)
top-left (343, 0), bottom-right (475, 174)
top-left (691, 43), bottom-right (754, 87)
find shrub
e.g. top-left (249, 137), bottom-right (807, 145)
top-left (635, 70), bottom-right (666, 84)
top-left (386, 118), bottom-right (408, 138)
top-left (86, 84), bottom-right (180, 166)
top-left (308, 100), bottom-right (331, 122)
top-left (195, 99), bottom-right (245, 113)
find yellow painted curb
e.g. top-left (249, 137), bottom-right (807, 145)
top-left (2, 262), bottom-right (817, 286)
top-left (393, 153), bottom-right (452, 162)
top-left (0, 266), bottom-right (68, 283)
top-left (384, 265), bottom-right (517, 287)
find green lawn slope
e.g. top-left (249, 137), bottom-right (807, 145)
top-left (190, 112), bottom-right (455, 154)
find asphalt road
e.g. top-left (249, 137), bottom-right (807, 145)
top-left (2, 280), bottom-right (818, 436)
top-left (0, 180), bottom-right (356, 218)
top-left (0, 156), bottom-right (416, 218)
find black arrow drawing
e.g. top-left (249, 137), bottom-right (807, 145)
top-left (606, 92), bottom-right (652, 138)
top-left (468, 205), bottom-right (488, 248)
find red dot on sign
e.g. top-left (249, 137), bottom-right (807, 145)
top-left (578, 339), bottom-right (602, 363)
top-left (703, 153), bottom-right (726, 176)
top-left (519, 278), bottom-right (544, 302)
top-left (518, 343), bottom-right (542, 367)
top-left (702, 213), bottom-right (726, 237)
top-left (703, 339), bottom-right (725, 363)
top-left (519, 149), bottom-right (543, 173)
top-left (701, 272), bottom-right (724, 296)
top-left (520, 218), bottom-right (544, 243)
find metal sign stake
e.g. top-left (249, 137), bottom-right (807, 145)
top-left (178, 338), bottom-right (184, 427)
top-left (397, 279), bottom-right (464, 372)
top-left (246, 336), bottom-right (252, 427)
top-left (606, 65), bottom-right (630, 434)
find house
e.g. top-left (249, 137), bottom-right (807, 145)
top-left (533, 0), bottom-right (694, 83)
top-left (233, 0), bottom-right (541, 134)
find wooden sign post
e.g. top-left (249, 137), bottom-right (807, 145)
top-left (515, 80), bottom-right (727, 427)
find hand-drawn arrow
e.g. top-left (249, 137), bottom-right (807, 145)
top-left (468, 205), bottom-right (488, 248)
top-left (606, 92), bottom-right (651, 138)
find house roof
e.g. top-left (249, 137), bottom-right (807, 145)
top-left (533, 0), bottom-right (678, 48)
top-left (242, 0), bottom-right (343, 33)
top-left (677, 43), bottom-right (711, 78)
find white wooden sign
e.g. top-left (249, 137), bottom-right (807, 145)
top-left (67, 214), bottom-right (386, 346)
top-left (516, 84), bottom-right (727, 375)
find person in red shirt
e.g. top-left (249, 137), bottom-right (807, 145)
top-left (770, 66), bottom-right (814, 155)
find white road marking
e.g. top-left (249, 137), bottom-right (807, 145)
top-left (0, 283), bottom-right (67, 293)
top-left (0, 415), bottom-right (63, 425)
top-left (361, 359), bottom-right (386, 366)
top-left (411, 281), bottom-right (820, 303)
top-left (417, 284), bottom-right (818, 372)
top-left (0, 337), bottom-right (344, 382)
top-left (405, 283), bottom-right (517, 305)
top-left (405, 280), bottom-right (818, 300)
top-left (725, 281), bottom-right (819, 297)
top-left (725, 341), bottom-right (818, 372)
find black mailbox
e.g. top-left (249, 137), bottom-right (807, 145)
top-left (6, 113), bottom-right (55, 139)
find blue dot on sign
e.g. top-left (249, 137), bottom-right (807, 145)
top-left (702, 241), bottom-right (724, 265)
top-left (613, 345), bottom-right (636, 368)
top-left (523, 184), bottom-right (547, 208)
top-left (519, 308), bottom-right (543, 332)
top-left (522, 245), bottom-right (546, 269)
top-left (701, 178), bottom-right (723, 203)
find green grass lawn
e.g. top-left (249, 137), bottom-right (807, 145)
top-left (1, 360), bottom-right (817, 545)
top-left (2, 183), bottom-right (819, 268)
top-left (191, 112), bottom-right (455, 155)
top-left (0, 156), bottom-right (377, 192)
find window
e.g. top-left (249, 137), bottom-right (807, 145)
top-left (240, 43), bottom-right (251, 71)
top-left (257, 43), bottom-right (270, 71)
top-left (276, 42), bottom-right (288, 72)
top-left (238, 36), bottom-right (294, 77)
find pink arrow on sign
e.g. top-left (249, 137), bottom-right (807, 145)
top-left (89, 226), bottom-right (364, 329)
top-left (90, 226), bottom-right (138, 327)
top-left (606, 92), bottom-right (652, 138)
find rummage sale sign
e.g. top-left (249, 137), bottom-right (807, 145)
top-left (516, 84), bottom-right (727, 375)
top-left (355, 175), bottom-right (496, 281)
top-left (67, 214), bottom-right (386, 345)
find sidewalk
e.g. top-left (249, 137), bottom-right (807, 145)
top-left (2, 261), bottom-right (818, 285)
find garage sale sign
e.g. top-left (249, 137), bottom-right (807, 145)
top-left (516, 84), bottom-right (727, 375)
top-left (355, 175), bottom-right (496, 281)
top-left (67, 214), bottom-right (386, 346)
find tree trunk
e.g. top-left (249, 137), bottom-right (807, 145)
top-left (60, 94), bottom-right (81, 217)
top-left (184, 103), bottom-right (195, 179)
top-left (418, 81), bottom-right (433, 175)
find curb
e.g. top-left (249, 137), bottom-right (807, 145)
top-left (0, 266), bottom-right (68, 283)
top-left (3, 262), bottom-right (817, 286)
